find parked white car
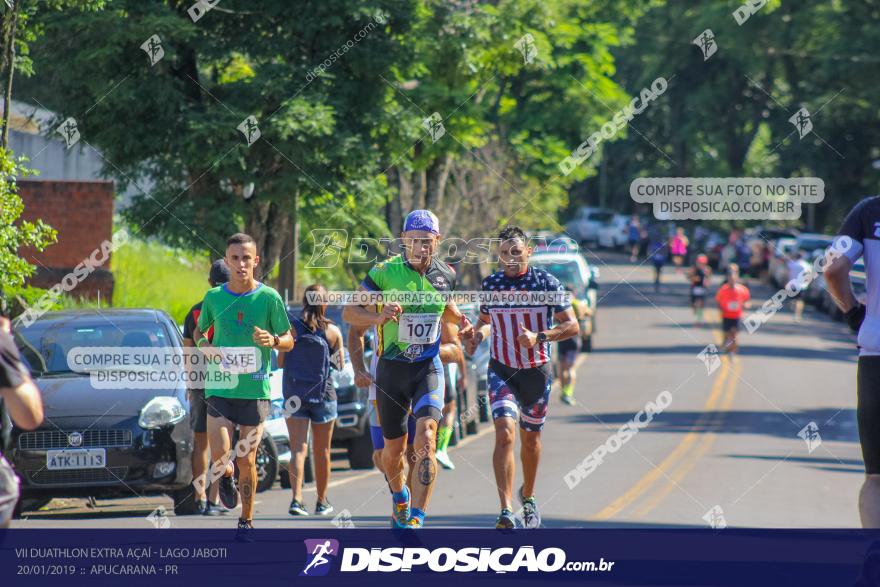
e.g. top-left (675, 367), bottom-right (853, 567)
top-left (565, 207), bottom-right (614, 245)
top-left (533, 235), bottom-right (579, 255)
top-left (597, 214), bottom-right (630, 249)
top-left (795, 233), bottom-right (835, 261)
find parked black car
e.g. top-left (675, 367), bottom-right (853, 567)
top-left (10, 309), bottom-right (197, 516)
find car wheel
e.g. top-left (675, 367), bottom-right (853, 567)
top-left (171, 485), bottom-right (202, 516)
top-left (278, 450), bottom-right (314, 486)
top-left (347, 427), bottom-right (375, 470)
top-left (279, 468), bottom-right (291, 489)
top-left (255, 432), bottom-right (279, 493)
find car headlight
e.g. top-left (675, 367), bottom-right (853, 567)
top-left (139, 396), bottom-right (186, 429)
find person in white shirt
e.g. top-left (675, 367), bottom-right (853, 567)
top-left (786, 252), bottom-right (812, 322)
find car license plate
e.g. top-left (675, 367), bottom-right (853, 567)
top-left (46, 448), bottom-right (106, 470)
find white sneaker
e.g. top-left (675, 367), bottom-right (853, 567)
top-left (435, 450), bottom-right (455, 470)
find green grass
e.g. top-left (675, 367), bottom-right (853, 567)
top-left (109, 238), bottom-right (211, 325)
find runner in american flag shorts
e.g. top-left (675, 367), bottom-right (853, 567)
top-left (465, 225), bottom-right (579, 530)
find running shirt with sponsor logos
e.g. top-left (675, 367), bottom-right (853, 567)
top-left (837, 195), bottom-right (880, 355)
top-left (197, 283), bottom-right (291, 400)
top-left (479, 266), bottom-right (570, 369)
top-left (361, 254), bottom-right (456, 363)
top-left (715, 283), bottom-right (750, 319)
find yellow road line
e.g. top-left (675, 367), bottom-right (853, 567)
top-left (593, 355), bottom-right (732, 520)
top-left (632, 356), bottom-right (741, 517)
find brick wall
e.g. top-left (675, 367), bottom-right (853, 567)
top-left (17, 180), bottom-right (115, 300)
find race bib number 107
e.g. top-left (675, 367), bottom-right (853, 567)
top-left (399, 313), bottom-right (441, 344)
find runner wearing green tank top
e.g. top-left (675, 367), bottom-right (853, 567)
top-left (343, 210), bottom-right (472, 529)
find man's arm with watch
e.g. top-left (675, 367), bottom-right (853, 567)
top-left (517, 308), bottom-right (580, 349)
top-left (824, 253), bottom-right (865, 333)
top-left (251, 326), bottom-right (294, 351)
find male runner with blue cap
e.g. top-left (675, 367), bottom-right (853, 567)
top-left (343, 210), bottom-right (472, 528)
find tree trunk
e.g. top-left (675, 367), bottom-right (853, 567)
top-left (0, 2), bottom-right (19, 149)
top-left (425, 153), bottom-right (453, 212)
top-left (386, 167), bottom-right (408, 236)
top-left (244, 199), bottom-right (291, 282)
top-left (276, 202), bottom-right (297, 303)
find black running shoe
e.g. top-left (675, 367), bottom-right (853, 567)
top-left (218, 473), bottom-right (239, 510)
top-left (203, 501), bottom-right (228, 516)
top-left (235, 519), bottom-right (255, 543)
top-left (196, 500), bottom-right (208, 515)
top-left (289, 498), bottom-right (308, 516)
top-left (495, 508), bottom-right (516, 529)
top-left (315, 500), bottom-right (334, 516)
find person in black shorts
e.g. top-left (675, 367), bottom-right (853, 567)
top-left (825, 196), bottom-right (880, 526)
top-left (0, 317), bottom-right (43, 527)
top-left (343, 210), bottom-right (472, 529)
top-left (688, 254), bottom-right (712, 327)
top-left (194, 234), bottom-right (294, 539)
top-left (715, 264), bottom-right (750, 354)
top-left (182, 259), bottom-right (231, 515)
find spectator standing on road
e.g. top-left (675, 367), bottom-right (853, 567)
top-left (786, 252), bottom-right (812, 322)
top-left (627, 215), bottom-right (641, 262)
top-left (639, 225), bottom-right (650, 259)
top-left (648, 226), bottom-right (667, 292)
top-left (688, 254), bottom-right (712, 327)
top-left (732, 236), bottom-right (752, 277)
top-left (280, 284), bottom-right (344, 517)
top-left (0, 316), bottom-right (43, 527)
top-left (670, 227), bottom-right (689, 273)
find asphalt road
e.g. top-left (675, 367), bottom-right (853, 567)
top-left (11, 253), bottom-right (863, 529)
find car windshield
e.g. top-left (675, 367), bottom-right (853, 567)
top-left (14, 320), bottom-right (174, 376)
top-left (589, 211), bottom-right (614, 222)
top-left (529, 260), bottom-right (587, 294)
top-left (797, 238), bottom-right (832, 252)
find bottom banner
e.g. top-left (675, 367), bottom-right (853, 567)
top-left (2, 529), bottom-right (879, 586)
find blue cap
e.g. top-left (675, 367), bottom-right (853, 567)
top-left (403, 209), bottom-right (440, 234)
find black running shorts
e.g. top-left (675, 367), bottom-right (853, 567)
top-left (375, 355), bottom-right (444, 439)
top-left (206, 395), bottom-right (269, 427)
top-left (858, 356), bottom-right (880, 474)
